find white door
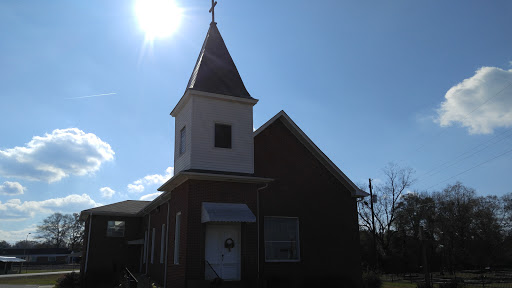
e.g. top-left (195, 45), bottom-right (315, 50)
top-left (205, 223), bottom-right (241, 281)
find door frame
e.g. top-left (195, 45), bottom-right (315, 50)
top-left (204, 223), bottom-right (241, 281)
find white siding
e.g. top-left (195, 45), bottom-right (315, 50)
top-left (190, 94), bottom-right (254, 174)
top-left (174, 97), bottom-right (193, 173)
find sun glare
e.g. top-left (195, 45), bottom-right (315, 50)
top-left (135, 0), bottom-right (182, 41)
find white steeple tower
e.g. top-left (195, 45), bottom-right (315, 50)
top-left (171, 22), bottom-right (257, 175)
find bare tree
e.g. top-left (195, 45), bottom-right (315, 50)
top-left (358, 163), bottom-right (415, 254)
top-left (361, 181), bottom-right (512, 272)
top-left (0, 240), bottom-right (11, 249)
top-left (503, 192), bottom-right (512, 234)
top-left (12, 240), bottom-right (41, 249)
top-left (36, 213), bottom-right (74, 248)
top-left (67, 213), bottom-right (84, 251)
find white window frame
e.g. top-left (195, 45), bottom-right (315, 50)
top-left (151, 228), bottom-right (155, 264)
top-left (160, 224), bottom-right (166, 264)
top-left (264, 216), bottom-right (300, 262)
top-left (106, 221), bottom-right (125, 237)
top-left (174, 212), bottom-right (181, 264)
top-left (179, 126), bottom-right (186, 155)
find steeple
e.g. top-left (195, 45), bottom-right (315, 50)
top-left (186, 22), bottom-right (252, 99)
top-left (172, 4), bottom-right (257, 175)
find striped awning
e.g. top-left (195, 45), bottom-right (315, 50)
top-left (201, 202), bottom-right (256, 223)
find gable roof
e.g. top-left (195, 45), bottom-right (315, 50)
top-left (79, 200), bottom-right (150, 221)
top-left (254, 110), bottom-right (369, 198)
top-left (186, 22), bottom-right (252, 99)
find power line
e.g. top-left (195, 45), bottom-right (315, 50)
top-left (395, 78), bottom-right (512, 192)
top-left (423, 146), bottom-right (512, 191)
top-left (427, 132), bottom-right (512, 178)
top-left (401, 79), bottom-right (512, 162)
top-left (417, 127), bottom-right (512, 181)
top-left (463, 80), bottom-right (512, 119)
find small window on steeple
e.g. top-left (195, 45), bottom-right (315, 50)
top-left (215, 124), bottom-right (231, 148)
top-left (180, 127), bottom-right (186, 155)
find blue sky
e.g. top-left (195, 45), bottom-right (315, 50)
top-left (1, 0), bottom-right (511, 243)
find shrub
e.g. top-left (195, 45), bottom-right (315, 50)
top-left (55, 272), bottom-right (80, 288)
top-left (362, 272), bottom-right (382, 288)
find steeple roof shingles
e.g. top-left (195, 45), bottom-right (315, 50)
top-left (187, 23), bottom-right (252, 99)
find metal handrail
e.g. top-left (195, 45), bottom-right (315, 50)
top-left (124, 267), bottom-right (138, 283)
top-left (205, 260), bottom-right (221, 280)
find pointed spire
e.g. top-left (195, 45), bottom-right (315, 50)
top-left (187, 23), bottom-right (252, 99)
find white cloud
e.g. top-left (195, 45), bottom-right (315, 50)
top-left (0, 181), bottom-right (25, 195)
top-left (0, 225), bottom-right (37, 244)
top-left (127, 184), bottom-right (144, 193)
top-left (0, 128), bottom-right (115, 182)
top-left (437, 66), bottom-right (512, 134)
top-left (139, 192), bottom-right (162, 201)
top-left (0, 194), bottom-right (100, 221)
top-left (99, 187), bottom-right (115, 198)
top-left (127, 167), bottom-right (174, 193)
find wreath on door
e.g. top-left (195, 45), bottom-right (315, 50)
top-left (224, 238), bottom-right (235, 251)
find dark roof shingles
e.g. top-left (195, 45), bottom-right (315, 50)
top-left (82, 200), bottom-right (150, 216)
top-left (187, 23), bottom-right (252, 99)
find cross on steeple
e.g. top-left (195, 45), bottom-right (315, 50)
top-left (209, 0), bottom-right (218, 23)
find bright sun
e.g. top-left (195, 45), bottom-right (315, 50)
top-left (135, 0), bottom-right (182, 41)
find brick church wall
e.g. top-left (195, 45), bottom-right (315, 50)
top-left (161, 179), bottom-right (258, 288)
top-left (185, 180), bottom-right (258, 283)
top-left (82, 215), bottom-right (144, 287)
top-left (165, 181), bottom-right (189, 288)
top-left (145, 202), bottom-right (170, 285)
top-left (254, 118), bottom-right (363, 288)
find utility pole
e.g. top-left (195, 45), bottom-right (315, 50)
top-left (369, 178), bottom-right (377, 271)
top-left (22, 232), bottom-right (31, 274)
top-left (420, 226), bottom-right (431, 287)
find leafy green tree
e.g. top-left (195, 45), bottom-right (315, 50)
top-left (470, 195), bottom-right (503, 267)
top-left (392, 192), bottom-right (436, 272)
top-left (361, 177), bottom-right (512, 272)
top-left (433, 182), bottom-right (477, 270)
top-left (392, 182), bottom-right (510, 271)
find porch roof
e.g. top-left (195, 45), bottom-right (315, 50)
top-left (79, 200), bottom-right (150, 221)
top-left (201, 202), bottom-right (256, 223)
top-left (0, 256), bottom-right (25, 263)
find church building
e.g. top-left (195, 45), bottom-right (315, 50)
top-left (80, 6), bottom-right (367, 288)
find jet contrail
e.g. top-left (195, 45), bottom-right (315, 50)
top-left (65, 92), bottom-right (117, 100)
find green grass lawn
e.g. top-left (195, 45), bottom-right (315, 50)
top-left (0, 273), bottom-right (62, 285)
